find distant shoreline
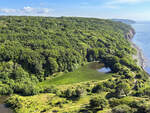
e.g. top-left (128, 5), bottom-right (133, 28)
top-left (125, 28), bottom-right (146, 70)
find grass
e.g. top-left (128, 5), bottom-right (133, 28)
top-left (40, 62), bottom-right (112, 86)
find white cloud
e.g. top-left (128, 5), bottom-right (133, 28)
top-left (0, 7), bottom-right (54, 16)
top-left (23, 7), bottom-right (34, 13)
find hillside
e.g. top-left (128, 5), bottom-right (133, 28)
top-left (0, 16), bottom-right (149, 113)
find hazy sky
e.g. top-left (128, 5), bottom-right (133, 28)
top-left (0, 0), bottom-right (150, 20)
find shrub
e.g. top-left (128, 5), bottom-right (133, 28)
top-left (92, 84), bottom-right (104, 93)
top-left (90, 96), bottom-right (108, 110)
top-left (14, 82), bottom-right (40, 96)
top-left (115, 82), bottom-right (131, 98)
top-left (109, 97), bottom-right (134, 108)
top-left (63, 88), bottom-right (85, 100)
top-left (143, 87), bottom-right (150, 97)
top-left (134, 87), bottom-right (150, 97)
top-left (0, 84), bottom-right (14, 95)
top-left (42, 85), bottom-right (58, 94)
top-left (112, 104), bottom-right (132, 113)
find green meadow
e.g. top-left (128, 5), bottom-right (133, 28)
top-left (40, 62), bottom-right (112, 86)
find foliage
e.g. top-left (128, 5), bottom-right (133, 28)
top-left (112, 104), bottom-right (132, 113)
top-left (62, 87), bottom-right (85, 100)
top-left (90, 96), bottom-right (108, 110)
top-left (0, 16), bottom-right (141, 95)
top-left (115, 82), bottom-right (131, 98)
top-left (0, 16), bottom-right (149, 113)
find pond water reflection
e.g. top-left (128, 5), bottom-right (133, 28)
top-left (98, 67), bottom-right (111, 73)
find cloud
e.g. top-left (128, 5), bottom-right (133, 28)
top-left (22, 7), bottom-right (34, 13)
top-left (0, 7), bottom-right (54, 16)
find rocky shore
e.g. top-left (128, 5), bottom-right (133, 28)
top-left (125, 29), bottom-right (146, 69)
top-left (131, 42), bottom-right (146, 69)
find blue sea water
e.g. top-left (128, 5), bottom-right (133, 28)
top-left (132, 21), bottom-right (150, 74)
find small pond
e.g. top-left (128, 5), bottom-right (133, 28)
top-left (97, 67), bottom-right (111, 73)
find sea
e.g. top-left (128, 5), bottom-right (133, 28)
top-left (132, 21), bottom-right (150, 74)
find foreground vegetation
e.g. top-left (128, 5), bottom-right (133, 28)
top-left (0, 16), bottom-right (149, 113)
top-left (6, 79), bottom-right (150, 113)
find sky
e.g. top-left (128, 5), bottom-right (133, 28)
top-left (0, 0), bottom-right (150, 20)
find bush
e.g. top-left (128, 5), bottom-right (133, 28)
top-left (92, 84), bottom-right (104, 93)
top-left (63, 88), bottom-right (85, 100)
top-left (129, 100), bottom-right (150, 113)
top-left (134, 87), bottom-right (150, 97)
top-left (14, 82), bottom-right (40, 96)
top-left (109, 97), bottom-right (134, 108)
top-left (112, 104), bottom-right (132, 113)
top-left (0, 84), bottom-right (14, 95)
top-left (90, 96), bottom-right (108, 110)
top-left (42, 85), bottom-right (58, 94)
top-left (115, 82), bottom-right (131, 98)
top-left (143, 87), bottom-right (150, 97)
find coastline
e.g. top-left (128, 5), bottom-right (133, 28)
top-left (131, 42), bottom-right (146, 69)
top-left (125, 28), bottom-right (146, 69)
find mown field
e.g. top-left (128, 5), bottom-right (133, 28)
top-left (40, 62), bottom-right (112, 86)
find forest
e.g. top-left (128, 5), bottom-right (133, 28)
top-left (0, 16), bottom-right (149, 113)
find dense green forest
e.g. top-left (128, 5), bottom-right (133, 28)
top-left (0, 16), bottom-right (149, 113)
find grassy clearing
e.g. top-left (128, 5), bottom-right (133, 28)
top-left (40, 62), bottom-right (112, 86)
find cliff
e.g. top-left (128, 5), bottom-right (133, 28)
top-left (125, 28), bottom-right (136, 40)
top-left (125, 28), bottom-right (146, 69)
